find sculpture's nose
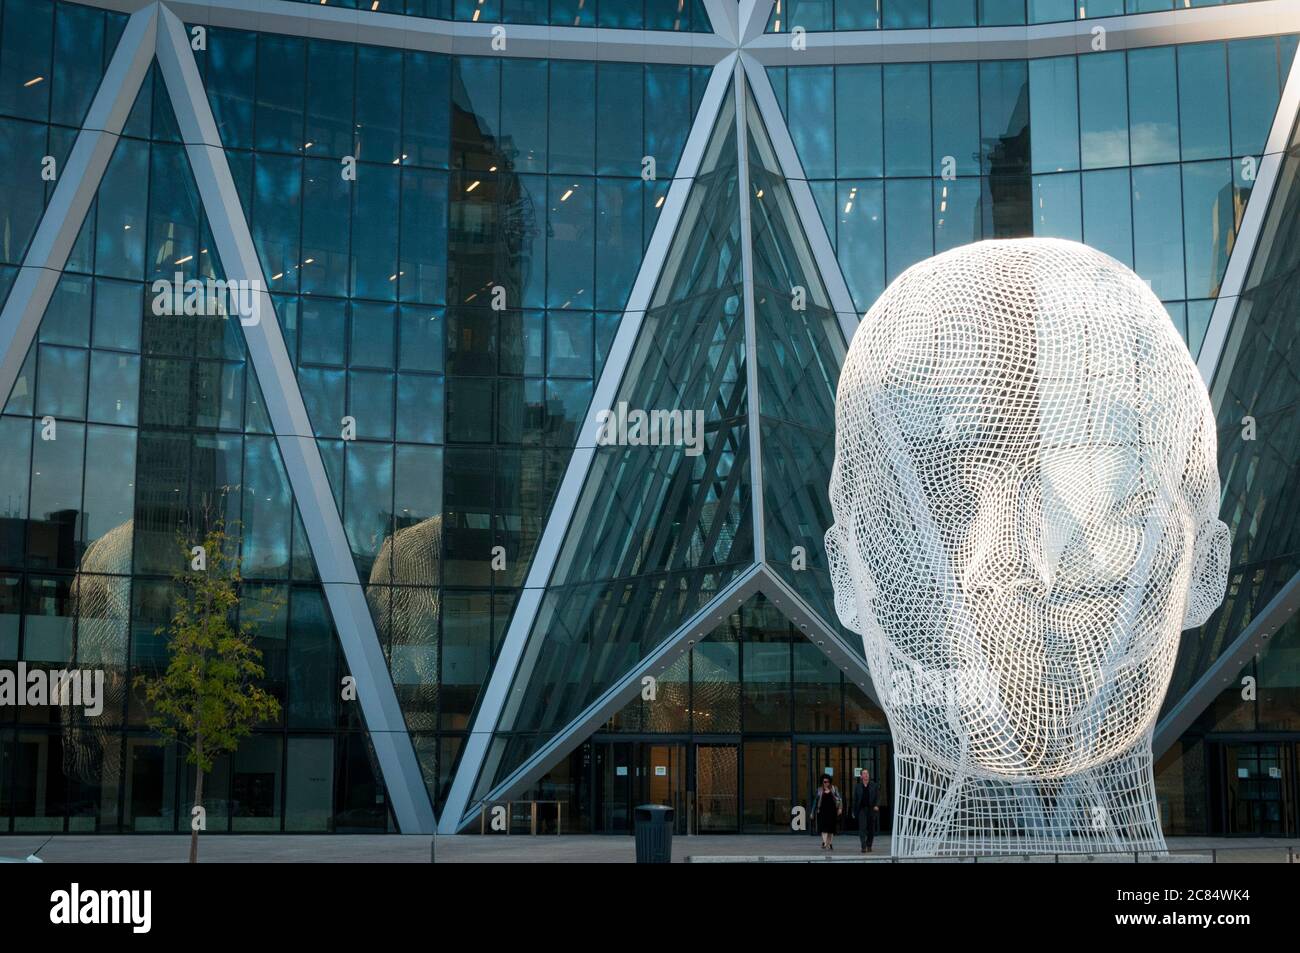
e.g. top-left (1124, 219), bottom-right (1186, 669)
top-left (963, 467), bottom-right (1056, 596)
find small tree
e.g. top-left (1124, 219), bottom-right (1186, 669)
top-left (135, 518), bottom-right (281, 863)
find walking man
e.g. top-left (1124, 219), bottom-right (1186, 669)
top-left (853, 769), bottom-right (880, 853)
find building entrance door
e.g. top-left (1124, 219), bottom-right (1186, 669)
top-left (635, 743), bottom-right (687, 834)
top-left (693, 744), bottom-right (739, 832)
top-left (797, 740), bottom-right (890, 834)
top-left (1223, 743), bottom-right (1294, 835)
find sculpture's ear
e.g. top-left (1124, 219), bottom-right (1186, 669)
top-left (1184, 517), bottom-right (1230, 629)
top-left (826, 522), bottom-right (877, 635)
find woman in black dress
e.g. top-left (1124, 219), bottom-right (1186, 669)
top-left (815, 775), bottom-right (842, 850)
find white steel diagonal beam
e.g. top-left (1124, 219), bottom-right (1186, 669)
top-left (439, 53), bottom-right (739, 833)
top-left (154, 4), bottom-right (436, 834)
top-left (738, 0), bottom-right (775, 46)
top-left (701, 0), bottom-right (740, 45)
top-left (735, 65), bottom-right (766, 565)
top-left (0, 4), bottom-right (157, 404)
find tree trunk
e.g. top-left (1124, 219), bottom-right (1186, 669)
top-left (189, 735), bottom-right (204, 864)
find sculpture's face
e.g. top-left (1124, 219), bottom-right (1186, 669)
top-left (826, 239), bottom-right (1229, 780)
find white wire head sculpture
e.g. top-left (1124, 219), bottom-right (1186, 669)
top-left (826, 238), bottom-right (1230, 857)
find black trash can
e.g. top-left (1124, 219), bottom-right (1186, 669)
top-left (633, 804), bottom-right (674, 864)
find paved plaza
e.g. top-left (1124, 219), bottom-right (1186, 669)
top-left (0, 834), bottom-right (1293, 864)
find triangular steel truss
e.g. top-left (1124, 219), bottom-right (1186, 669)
top-left (2, 0), bottom-right (1298, 835)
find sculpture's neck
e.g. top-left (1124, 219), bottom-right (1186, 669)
top-left (888, 739), bottom-right (1167, 858)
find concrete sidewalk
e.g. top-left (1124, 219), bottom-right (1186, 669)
top-left (0, 833), bottom-right (1294, 863)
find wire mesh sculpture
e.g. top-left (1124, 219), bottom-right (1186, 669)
top-left (825, 238), bottom-right (1230, 857)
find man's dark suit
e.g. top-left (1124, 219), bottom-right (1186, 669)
top-left (853, 777), bottom-right (880, 851)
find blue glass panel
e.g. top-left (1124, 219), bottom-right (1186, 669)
top-left (350, 163), bottom-right (400, 300)
top-left (787, 67), bottom-right (834, 180)
top-left (88, 351), bottom-right (139, 425)
top-left (452, 58), bottom-right (500, 172)
top-left (351, 301), bottom-right (397, 369)
top-left (305, 41), bottom-right (354, 159)
top-left (933, 177), bottom-right (982, 252)
top-left (355, 46), bottom-right (402, 165)
top-left (885, 178), bottom-right (933, 284)
top-left (1186, 299), bottom-right (1213, 357)
top-left (548, 61), bottom-right (595, 174)
top-left (884, 0), bottom-right (927, 27)
top-left (92, 279), bottom-right (142, 352)
top-left (403, 52), bottom-right (450, 170)
top-left (1131, 164), bottom-right (1184, 300)
top-left (1027, 0), bottom-right (1073, 21)
top-left (51, 2), bottom-right (105, 128)
top-left (883, 64), bottom-right (930, 177)
top-left (255, 34), bottom-right (305, 154)
top-left (1181, 159), bottom-right (1234, 299)
top-left (253, 154), bottom-right (302, 295)
top-left (300, 365), bottom-right (345, 438)
top-left (1128, 47), bottom-right (1179, 166)
top-left (1228, 37), bottom-right (1282, 157)
top-left (301, 157), bottom-right (351, 298)
top-left (0, 119), bottom-right (50, 265)
top-left (396, 373), bottom-right (444, 443)
top-left (0, 0), bottom-right (52, 122)
top-left (979, 0), bottom-right (1025, 24)
top-left (400, 168), bottom-right (448, 305)
top-left (931, 63), bottom-right (980, 178)
top-left (1079, 51), bottom-right (1128, 170)
top-left (596, 177), bottom-right (643, 312)
top-left (300, 298), bottom-right (347, 366)
top-left (204, 29), bottom-right (255, 150)
top-left (932, 0), bottom-right (976, 26)
top-left (40, 274), bottom-right (91, 347)
top-left (835, 65), bottom-right (882, 179)
top-left (836, 180), bottom-right (885, 313)
top-left (1178, 42), bottom-right (1230, 161)
top-left (1031, 172), bottom-right (1082, 240)
top-left (243, 434), bottom-right (293, 578)
top-left (979, 60), bottom-right (1030, 176)
top-left (596, 62), bottom-right (643, 177)
top-left (546, 311), bottom-right (593, 378)
top-left (500, 59), bottom-right (547, 175)
top-left (546, 176), bottom-right (595, 309)
top-left (1081, 167), bottom-right (1132, 267)
top-left (36, 344), bottom-right (87, 419)
top-left (398, 306), bottom-right (444, 373)
top-left (82, 423), bottom-right (135, 554)
top-left (552, 0), bottom-right (597, 27)
top-left (349, 370), bottom-right (395, 441)
top-left (1029, 57), bottom-right (1079, 174)
top-left (344, 442), bottom-right (394, 577)
top-left (645, 66), bottom-right (691, 178)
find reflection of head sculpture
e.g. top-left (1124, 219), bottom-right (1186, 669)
top-left (367, 516), bottom-right (441, 732)
top-left (826, 239), bottom-right (1229, 856)
top-left (65, 521), bottom-right (133, 806)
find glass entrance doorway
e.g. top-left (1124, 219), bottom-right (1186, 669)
top-left (694, 744), bottom-right (739, 832)
top-left (798, 741), bottom-right (890, 834)
top-left (581, 736), bottom-right (890, 834)
top-left (1221, 743), bottom-right (1295, 835)
top-left (592, 741), bottom-right (687, 833)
